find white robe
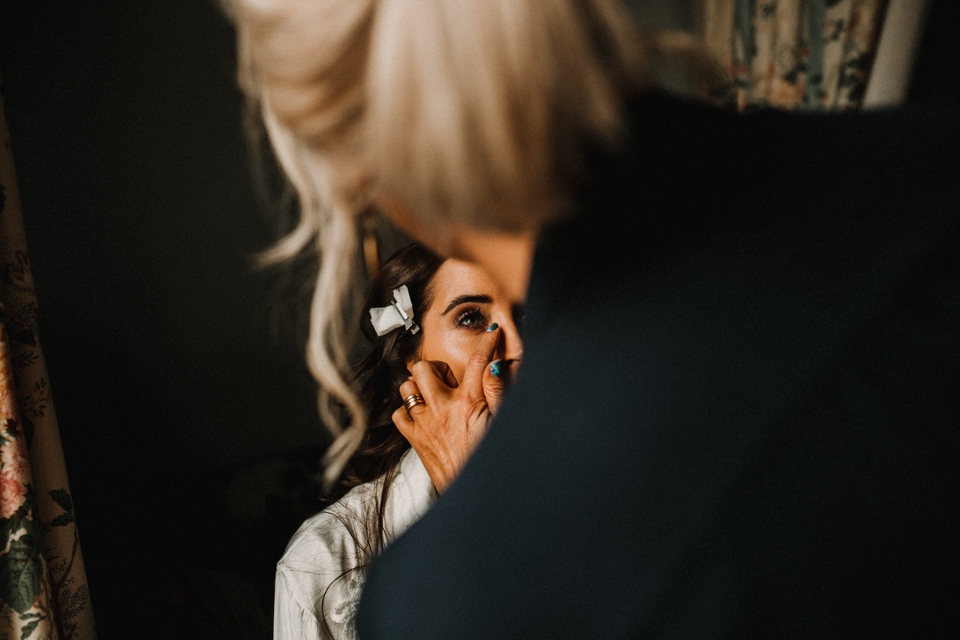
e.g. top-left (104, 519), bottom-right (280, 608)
top-left (274, 448), bottom-right (436, 640)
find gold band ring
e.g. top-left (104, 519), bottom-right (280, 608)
top-left (403, 394), bottom-right (425, 411)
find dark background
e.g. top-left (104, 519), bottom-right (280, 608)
top-left (1, 2), bottom-right (326, 637)
top-left (0, 1), bottom-right (956, 637)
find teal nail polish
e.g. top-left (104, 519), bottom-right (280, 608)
top-left (486, 322), bottom-right (499, 332)
top-left (490, 360), bottom-right (503, 378)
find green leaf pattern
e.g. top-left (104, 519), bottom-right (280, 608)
top-left (0, 84), bottom-right (97, 639)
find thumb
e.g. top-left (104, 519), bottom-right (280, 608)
top-left (482, 328), bottom-right (507, 415)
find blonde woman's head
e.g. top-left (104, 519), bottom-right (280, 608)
top-left (226, 0), bottom-right (651, 483)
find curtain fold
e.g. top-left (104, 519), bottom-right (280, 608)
top-left (0, 73), bottom-right (97, 640)
top-left (701, 0), bottom-right (889, 110)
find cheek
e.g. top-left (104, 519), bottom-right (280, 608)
top-left (419, 328), bottom-right (479, 385)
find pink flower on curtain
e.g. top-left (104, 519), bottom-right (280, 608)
top-left (0, 434), bottom-right (30, 519)
top-left (0, 469), bottom-right (26, 519)
top-left (0, 72), bottom-right (97, 639)
top-left (0, 332), bottom-right (50, 635)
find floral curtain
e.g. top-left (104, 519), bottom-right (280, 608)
top-left (0, 74), bottom-right (96, 639)
top-left (700, 0), bottom-right (889, 110)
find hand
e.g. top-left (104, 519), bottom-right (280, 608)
top-left (392, 327), bottom-right (508, 494)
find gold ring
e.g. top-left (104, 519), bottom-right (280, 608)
top-left (403, 394), bottom-right (425, 411)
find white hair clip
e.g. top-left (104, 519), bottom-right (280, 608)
top-left (369, 285), bottom-right (420, 336)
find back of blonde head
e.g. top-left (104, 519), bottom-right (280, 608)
top-left (227, 0), bottom-right (650, 484)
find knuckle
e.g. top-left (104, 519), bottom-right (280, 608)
top-left (408, 404), bottom-right (426, 418)
top-left (393, 406), bottom-right (412, 423)
top-left (469, 352), bottom-right (489, 367)
top-left (410, 360), bottom-right (432, 376)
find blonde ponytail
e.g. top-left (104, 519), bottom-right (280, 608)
top-left (226, 0), bottom-right (662, 486)
top-left (366, 0), bottom-right (648, 236)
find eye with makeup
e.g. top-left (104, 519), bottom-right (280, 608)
top-left (453, 305), bottom-right (489, 330)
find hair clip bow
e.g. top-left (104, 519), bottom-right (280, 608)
top-left (369, 285), bottom-right (420, 336)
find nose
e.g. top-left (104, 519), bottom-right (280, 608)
top-left (496, 316), bottom-right (523, 364)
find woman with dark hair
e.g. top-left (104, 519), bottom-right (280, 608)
top-left (274, 243), bottom-right (522, 640)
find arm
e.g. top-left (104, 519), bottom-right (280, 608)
top-left (274, 564), bottom-right (330, 640)
top-left (275, 510), bottom-right (369, 640)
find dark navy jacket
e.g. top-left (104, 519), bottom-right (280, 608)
top-left (357, 94), bottom-right (960, 639)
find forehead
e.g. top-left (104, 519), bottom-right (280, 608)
top-left (428, 260), bottom-right (500, 305)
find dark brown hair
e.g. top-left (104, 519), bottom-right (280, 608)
top-left (315, 243), bottom-right (443, 637)
top-left (322, 242), bottom-right (444, 547)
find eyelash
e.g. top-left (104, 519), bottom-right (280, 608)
top-left (454, 306), bottom-right (488, 329)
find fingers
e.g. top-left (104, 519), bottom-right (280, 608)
top-left (482, 331), bottom-right (507, 414)
top-left (398, 378), bottom-right (427, 418)
top-left (483, 363), bottom-right (506, 416)
top-left (394, 378), bottom-right (426, 442)
top-left (428, 360), bottom-right (459, 388)
top-left (392, 403), bottom-right (415, 438)
top-left (408, 359), bottom-right (457, 401)
top-left (460, 326), bottom-right (502, 402)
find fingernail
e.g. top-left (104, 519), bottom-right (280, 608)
top-left (490, 360), bottom-right (503, 378)
top-left (486, 323), bottom-right (499, 332)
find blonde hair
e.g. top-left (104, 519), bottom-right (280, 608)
top-left (227, 0), bottom-right (654, 485)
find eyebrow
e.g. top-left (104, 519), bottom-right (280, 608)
top-left (440, 294), bottom-right (493, 316)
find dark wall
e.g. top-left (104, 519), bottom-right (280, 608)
top-left (1, 1), bottom-right (325, 636)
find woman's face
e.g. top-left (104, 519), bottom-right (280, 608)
top-left (411, 260), bottom-right (523, 384)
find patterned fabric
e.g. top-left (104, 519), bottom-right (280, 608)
top-left (0, 74), bottom-right (97, 640)
top-left (701, 0), bottom-right (889, 110)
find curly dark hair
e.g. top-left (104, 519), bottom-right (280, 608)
top-left (322, 242), bottom-right (444, 544)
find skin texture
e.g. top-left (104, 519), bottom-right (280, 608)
top-left (391, 260), bottom-right (524, 493)
top-left (376, 195), bottom-right (537, 303)
top-left (414, 260), bottom-right (523, 385)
